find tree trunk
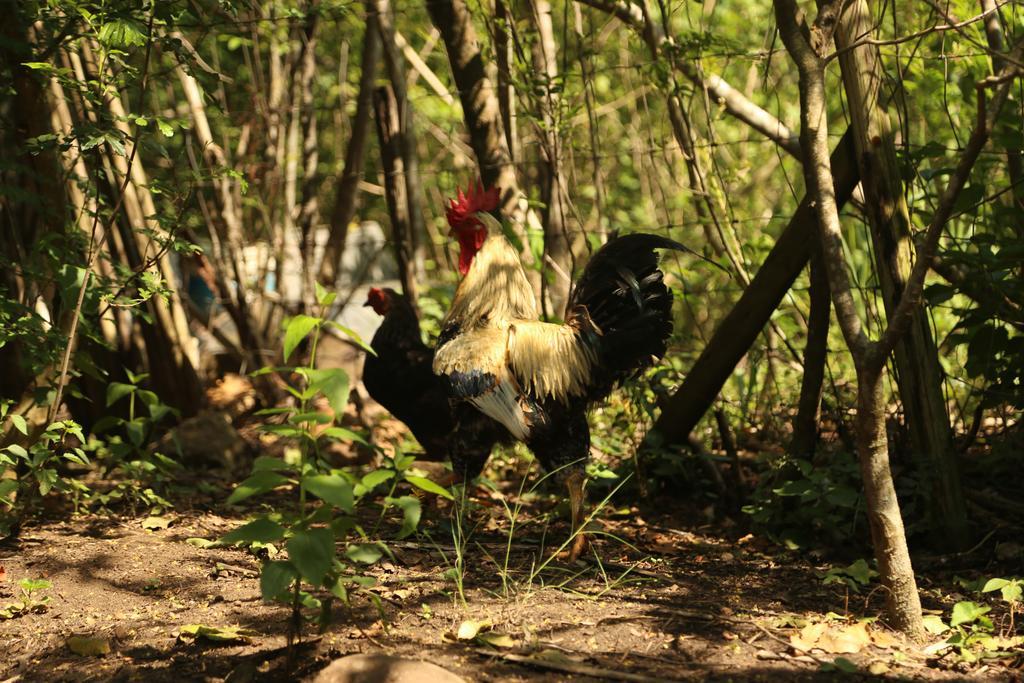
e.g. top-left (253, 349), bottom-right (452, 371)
top-left (789, 251), bottom-right (830, 458)
top-left (424, 0), bottom-right (544, 295)
top-left (376, 0), bottom-right (426, 281)
top-left (176, 56), bottom-right (267, 372)
top-left (645, 130), bottom-right (858, 448)
top-left (856, 373), bottom-right (924, 634)
top-left (529, 0), bottom-right (572, 317)
top-left (831, 0), bottom-right (968, 551)
top-left (374, 85), bottom-right (418, 305)
top-left (318, 7), bottom-right (381, 286)
top-left (295, 6), bottom-right (321, 312)
top-left (773, 0), bottom-right (926, 637)
top-left (493, 0), bottom-right (519, 162)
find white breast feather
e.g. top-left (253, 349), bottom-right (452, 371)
top-left (471, 378), bottom-right (530, 441)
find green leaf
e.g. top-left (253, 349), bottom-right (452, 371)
top-left (950, 601), bottom-right (990, 627)
top-left (9, 414), bottom-right (27, 435)
top-left (287, 528), bottom-right (335, 586)
top-left (320, 426), bottom-right (367, 445)
top-left (982, 578), bottom-right (1009, 592)
top-left (844, 559), bottom-right (877, 586)
top-left (156, 119), bottom-right (174, 137)
top-left (226, 471), bottom-right (290, 505)
top-left (106, 382), bottom-right (136, 407)
top-left (220, 517), bottom-right (287, 545)
top-left (345, 543), bottom-right (383, 565)
top-left (325, 321), bottom-right (374, 354)
top-left (303, 368), bottom-right (350, 415)
top-left (0, 479), bottom-right (19, 502)
top-left (922, 614), bottom-right (948, 635)
top-left (252, 456), bottom-right (288, 472)
top-left (260, 561), bottom-right (297, 601)
top-left (125, 420), bottom-right (146, 448)
top-left (405, 475), bottom-right (454, 501)
top-left (1003, 582), bottom-right (1023, 603)
top-left (98, 19), bottom-right (148, 47)
top-left (328, 576), bottom-right (348, 603)
top-left (388, 495), bottom-right (421, 539)
top-left (4, 444), bottom-right (28, 460)
top-left (19, 578), bottom-right (51, 592)
top-left (283, 315), bottom-right (320, 362)
top-left (361, 469), bottom-right (394, 490)
top-left (304, 474), bottom-right (354, 513)
top-left (315, 281), bottom-right (337, 307)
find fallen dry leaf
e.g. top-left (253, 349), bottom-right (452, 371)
top-left (456, 619), bottom-right (492, 641)
top-left (868, 660), bottom-right (890, 675)
top-left (790, 621), bottom-right (871, 655)
top-left (869, 627), bottom-right (901, 649)
top-left (67, 635), bottom-right (111, 656)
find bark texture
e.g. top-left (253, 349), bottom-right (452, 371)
top-left (774, 0), bottom-right (926, 637)
top-left (831, 0), bottom-right (968, 550)
top-left (318, 5), bottom-right (381, 286)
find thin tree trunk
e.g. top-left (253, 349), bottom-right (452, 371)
top-left (176, 56), bottom-right (266, 371)
top-left (789, 251), bottom-right (830, 458)
top-left (374, 85), bottom-right (418, 305)
top-left (831, 0), bottom-right (968, 550)
top-left (645, 130), bottom-right (858, 448)
top-left (295, 5), bottom-right (321, 312)
top-left (494, 0), bottom-right (519, 162)
top-left (318, 7), bottom-right (381, 286)
top-left (529, 0), bottom-right (572, 317)
top-left (425, 0), bottom-right (544, 295)
top-left (769, 0), bottom-right (1021, 636)
top-left (376, 0), bottom-right (426, 282)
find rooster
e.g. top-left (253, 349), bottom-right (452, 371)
top-left (433, 185), bottom-right (682, 559)
top-left (363, 287), bottom-right (504, 466)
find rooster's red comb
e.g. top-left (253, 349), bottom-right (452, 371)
top-left (445, 183), bottom-right (500, 228)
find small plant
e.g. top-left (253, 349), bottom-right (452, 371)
top-left (820, 558), bottom-right (878, 593)
top-left (220, 284), bottom-right (387, 642)
top-left (741, 452), bottom-right (864, 550)
top-left (1, 412), bottom-right (91, 528)
top-left (924, 577), bottom-right (1024, 663)
top-left (81, 372), bottom-right (180, 513)
top-left (0, 578), bottom-right (52, 619)
top-left (92, 368), bottom-right (178, 462)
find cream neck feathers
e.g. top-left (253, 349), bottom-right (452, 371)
top-left (444, 217), bottom-right (537, 327)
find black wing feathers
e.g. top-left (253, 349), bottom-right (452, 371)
top-left (567, 233), bottom-right (682, 402)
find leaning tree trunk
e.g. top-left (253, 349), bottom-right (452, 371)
top-left (645, 131), bottom-right (859, 448)
top-left (830, 0), bottom-right (968, 551)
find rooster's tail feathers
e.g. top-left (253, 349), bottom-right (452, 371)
top-left (568, 233), bottom-right (682, 401)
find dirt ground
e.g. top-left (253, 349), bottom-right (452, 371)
top-left (2, 478), bottom-right (1020, 683)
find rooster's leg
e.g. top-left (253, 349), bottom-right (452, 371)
top-left (566, 470), bottom-right (589, 562)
